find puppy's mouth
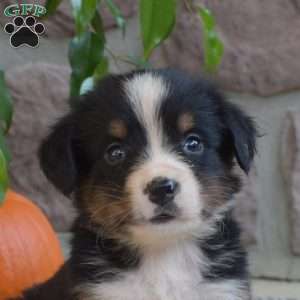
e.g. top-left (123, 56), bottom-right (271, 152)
top-left (150, 212), bottom-right (176, 223)
top-left (150, 205), bottom-right (178, 224)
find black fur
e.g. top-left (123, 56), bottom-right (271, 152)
top-left (17, 69), bottom-right (257, 300)
top-left (200, 212), bottom-right (248, 280)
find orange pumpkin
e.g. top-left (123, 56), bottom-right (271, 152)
top-left (0, 190), bottom-right (64, 300)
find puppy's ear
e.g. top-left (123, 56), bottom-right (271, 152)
top-left (222, 101), bottom-right (257, 173)
top-left (39, 115), bottom-right (78, 195)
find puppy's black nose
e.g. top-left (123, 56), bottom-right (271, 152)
top-left (145, 177), bottom-right (179, 206)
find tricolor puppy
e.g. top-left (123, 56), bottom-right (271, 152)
top-left (21, 69), bottom-right (257, 300)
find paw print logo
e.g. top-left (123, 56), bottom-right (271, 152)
top-left (4, 16), bottom-right (45, 48)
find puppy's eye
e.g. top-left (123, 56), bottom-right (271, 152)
top-left (183, 134), bottom-right (204, 154)
top-left (105, 143), bottom-right (126, 165)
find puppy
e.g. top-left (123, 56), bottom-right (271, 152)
top-left (20, 69), bottom-right (257, 300)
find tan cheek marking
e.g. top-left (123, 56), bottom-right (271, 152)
top-left (178, 113), bottom-right (194, 133)
top-left (109, 119), bottom-right (127, 139)
top-left (200, 176), bottom-right (240, 217)
top-left (79, 183), bottom-right (133, 234)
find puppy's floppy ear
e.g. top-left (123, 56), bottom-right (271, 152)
top-left (39, 115), bottom-right (78, 195)
top-left (222, 101), bottom-right (258, 173)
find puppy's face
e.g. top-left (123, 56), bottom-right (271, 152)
top-left (40, 70), bottom-right (256, 247)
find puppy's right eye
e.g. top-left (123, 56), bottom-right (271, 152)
top-left (182, 134), bottom-right (204, 155)
top-left (104, 143), bottom-right (126, 165)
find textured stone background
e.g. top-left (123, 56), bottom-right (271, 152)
top-left (5, 63), bottom-right (76, 231)
top-left (153, 0), bottom-right (300, 96)
top-left (281, 111), bottom-right (300, 255)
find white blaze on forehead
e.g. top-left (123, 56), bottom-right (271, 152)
top-left (124, 72), bottom-right (169, 155)
top-left (123, 73), bottom-right (204, 243)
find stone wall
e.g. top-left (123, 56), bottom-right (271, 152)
top-left (282, 111), bottom-right (300, 255)
top-left (153, 0), bottom-right (300, 96)
top-left (5, 63), bottom-right (74, 232)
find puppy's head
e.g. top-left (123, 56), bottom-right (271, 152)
top-left (40, 70), bottom-right (257, 247)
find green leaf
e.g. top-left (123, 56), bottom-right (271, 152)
top-left (0, 70), bottom-right (13, 133)
top-left (79, 56), bottom-right (108, 95)
top-left (140, 0), bottom-right (177, 60)
top-left (91, 11), bottom-right (106, 42)
top-left (91, 10), bottom-right (105, 35)
top-left (198, 7), bottom-right (215, 31)
top-left (69, 31), bottom-right (105, 98)
top-left (198, 7), bottom-right (224, 73)
top-left (44, 0), bottom-right (63, 17)
top-left (0, 188), bottom-right (5, 205)
top-left (94, 56), bottom-right (109, 81)
top-left (0, 133), bottom-right (10, 162)
top-left (0, 149), bottom-right (9, 204)
top-left (105, 0), bottom-right (126, 36)
top-left (70, 0), bottom-right (99, 35)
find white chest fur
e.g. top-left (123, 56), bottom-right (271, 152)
top-left (82, 242), bottom-right (247, 300)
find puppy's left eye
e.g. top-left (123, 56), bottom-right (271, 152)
top-left (105, 143), bottom-right (126, 165)
top-left (183, 134), bottom-right (204, 154)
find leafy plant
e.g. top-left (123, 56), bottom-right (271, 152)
top-left (198, 6), bottom-right (224, 73)
top-left (0, 70), bottom-right (13, 203)
top-left (140, 0), bottom-right (176, 60)
top-left (45, 0), bottom-right (224, 98)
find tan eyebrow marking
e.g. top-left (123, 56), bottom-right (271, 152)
top-left (109, 119), bottom-right (127, 139)
top-left (177, 112), bottom-right (194, 133)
